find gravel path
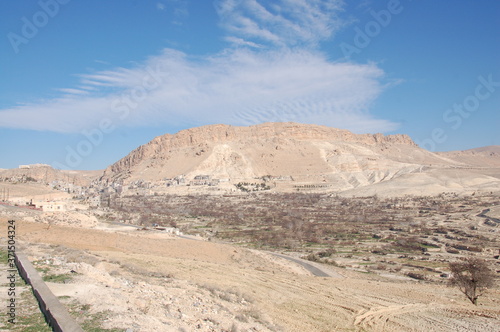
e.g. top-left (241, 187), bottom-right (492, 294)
top-left (269, 252), bottom-right (343, 278)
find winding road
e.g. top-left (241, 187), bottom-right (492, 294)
top-left (477, 208), bottom-right (500, 224)
top-left (269, 252), bottom-right (343, 278)
top-left (108, 221), bottom-right (341, 278)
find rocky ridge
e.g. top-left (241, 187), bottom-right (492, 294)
top-left (104, 122), bottom-right (417, 176)
top-left (95, 122), bottom-right (500, 196)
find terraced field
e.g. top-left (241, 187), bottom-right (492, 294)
top-left (2, 217), bottom-right (499, 331)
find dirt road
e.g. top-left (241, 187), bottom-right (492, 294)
top-left (3, 218), bottom-right (499, 331)
top-left (268, 252), bottom-right (340, 278)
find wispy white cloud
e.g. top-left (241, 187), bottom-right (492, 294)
top-left (224, 36), bottom-right (264, 49)
top-left (56, 88), bottom-right (89, 96)
top-left (216, 0), bottom-right (345, 47)
top-left (168, 0), bottom-right (189, 25)
top-left (0, 0), bottom-right (399, 135)
top-left (156, 0), bottom-right (189, 24)
top-left (94, 59), bottom-right (111, 65)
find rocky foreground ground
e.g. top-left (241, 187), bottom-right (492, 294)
top-left (1, 213), bottom-right (499, 331)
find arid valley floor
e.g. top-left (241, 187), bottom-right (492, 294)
top-left (1, 189), bottom-right (499, 331)
top-left (1, 124), bottom-right (499, 331)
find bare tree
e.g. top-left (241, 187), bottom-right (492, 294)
top-left (449, 257), bottom-right (495, 305)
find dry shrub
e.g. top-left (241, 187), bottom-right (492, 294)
top-left (406, 272), bottom-right (426, 280)
top-left (449, 257), bottom-right (495, 305)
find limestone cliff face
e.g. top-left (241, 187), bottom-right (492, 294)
top-left (105, 123), bottom-right (414, 173)
top-left (100, 122), bottom-right (424, 186)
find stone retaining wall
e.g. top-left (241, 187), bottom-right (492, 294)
top-left (15, 252), bottom-right (83, 332)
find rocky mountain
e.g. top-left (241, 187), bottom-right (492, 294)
top-left (100, 122), bottom-right (500, 196)
top-left (437, 146), bottom-right (500, 168)
top-left (0, 164), bottom-right (101, 186)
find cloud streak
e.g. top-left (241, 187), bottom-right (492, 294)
top-left (216, 0), bottom-right (345, 47)
top-left (0, 0), bottom-right (399, 134)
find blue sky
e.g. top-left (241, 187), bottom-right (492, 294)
top-left (1, 0), bottom-right (499, 170)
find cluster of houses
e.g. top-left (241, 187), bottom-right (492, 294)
top-left (4, 170), bottom-right (296, 212)
top-left (190, 175), bottom-right (221, 186)
top-left (124, 174), bottom-right (231, 190)
top-left (18, 163), bottom-right (51, 169)
top-left (82, 174), bottom-right (232, 207)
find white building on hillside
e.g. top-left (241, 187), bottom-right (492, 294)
top-left (40, 201), bottom-right (68, 212)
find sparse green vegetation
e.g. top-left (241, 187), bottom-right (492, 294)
top-left (0, 248), bottom-right (51, 332)
top-left (63, 300), bottom-right (125, 332)
top-left (6, 290), bottom-right (52, 332)
top-left (42, 272), bottom-right (73, 283)
top-left (108, 192), bottom-right (500, 280)
top-left (235, 182), bottom-right (271, 192)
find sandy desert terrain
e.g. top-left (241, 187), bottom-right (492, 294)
top-left (1, 123), bottom-right (499, 331)
top-left (1, 212), bottom-right (499, 332)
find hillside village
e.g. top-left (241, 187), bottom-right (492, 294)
top-left (1, 124), bottom-right (499, 331)
top-left (1, 163), bottom-right (273, 212)
top-left (1, 123), bottom-right (500, 212)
